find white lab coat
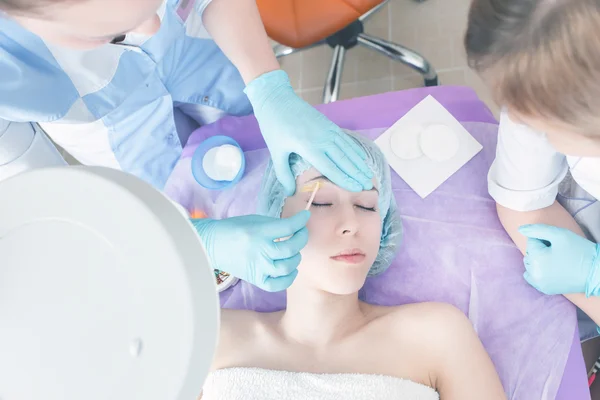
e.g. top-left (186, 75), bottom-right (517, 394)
top-left (488, 111), bottom-right (600, 211)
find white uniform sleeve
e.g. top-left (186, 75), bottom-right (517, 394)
top-left (488, 110), bottom-right (568, 211)
top-left (195, 0), bottom-right (215, 16)
top-left (0, 119), bottom-right (66, 183)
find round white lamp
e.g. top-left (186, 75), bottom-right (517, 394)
top-left (0, 167), bottom-right (219, 400)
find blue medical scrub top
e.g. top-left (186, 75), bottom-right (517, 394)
top-left (0, 0), bottom-right (252, 189)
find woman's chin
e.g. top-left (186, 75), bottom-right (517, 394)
top-left (296, 258), bottom-right (371, 294)
top-left (318, 275), bottom-right (367, 296)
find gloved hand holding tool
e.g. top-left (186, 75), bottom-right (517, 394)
top-left (192, 210), bottom-right (310, 292)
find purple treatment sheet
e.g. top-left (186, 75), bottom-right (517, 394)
top-left (165, 87), bottom-right (587, 400)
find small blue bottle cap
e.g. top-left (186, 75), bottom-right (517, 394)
top-left (191, 135), bottom-right (246, 190)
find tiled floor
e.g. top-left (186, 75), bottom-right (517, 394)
top-left (278, 0), bottom-right (499, 117)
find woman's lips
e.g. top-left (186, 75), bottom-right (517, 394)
top-left (330, 249), bottom-right (366, 264)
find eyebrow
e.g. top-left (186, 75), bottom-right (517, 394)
top-left (306, 175), bottom-right (379, 193)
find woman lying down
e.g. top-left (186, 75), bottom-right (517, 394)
top-left (201, 131), bottom-right (506, 400)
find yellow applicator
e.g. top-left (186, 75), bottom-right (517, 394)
top-left (301, 180), bottom-right (322, 210)
top-left (274, 181), bottom-right (322, 242)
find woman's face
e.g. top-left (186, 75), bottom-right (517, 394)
top-left (281, 168), bottom-right (382, 295)
top-left (8, 0), bottom-right (164, 49)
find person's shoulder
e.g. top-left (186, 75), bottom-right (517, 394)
top-left (212, 308), bottom-right (278, 370)
top-left (392, 302), bottom-right (484, 365)
top-left (0, 19), bottom-right (51, 64)
top-left (382, 302), bottom-right (472, 341)
top-left (383, 301), bottom-right (466, 321)
top-left (383, 303), bottom-right (478, 369)
top-left (366, 303), bottom-right (474, 383)
top-left (219, 308), bottom-right (267, 340)
top-left (498, 109), bottom-right (552, 147)
top-left (374, 303), bottom-right (504, 397)
top-left (0, 22), bottom-right (79, 121)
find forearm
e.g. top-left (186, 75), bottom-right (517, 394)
top-left (497, 202), bottom-right (600, 324)
top-left (497, 201), bottom-right (583, 251)
top-left (203, 0), bottom-right (280, 84)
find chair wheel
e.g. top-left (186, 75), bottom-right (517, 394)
top-left (424, 77), bottom-right (439, 87)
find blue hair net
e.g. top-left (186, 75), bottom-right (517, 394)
top-left (257, 130), bottom-right (403, 276)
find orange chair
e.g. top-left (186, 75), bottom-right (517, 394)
top-left (257, 0), bottom-right (438, 103)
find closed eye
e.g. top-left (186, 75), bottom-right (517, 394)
top-left (311, 203), bottom-right (332, 207)
top-left (357, 205), bottom-right (377, 212)
top-left (312, 203), bottom-right (376, 212)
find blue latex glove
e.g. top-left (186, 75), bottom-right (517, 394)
top-left (519, 224), bottom-right (600, 296)
top-left (244, 69), bottom-right (374, 196)
top-left (192, 211), bottom-right (310, 292)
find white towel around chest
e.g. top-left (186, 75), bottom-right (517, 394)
top-left (202, 367), bottom-right (439, 400)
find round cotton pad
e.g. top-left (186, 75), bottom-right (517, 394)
top-left (191, 135), bottom-right (246, 190)
top-left (419, 124), bottom-right (459, 162)
top-left (390, 123), bottom-right (424, 160)
top-left (202, 144), bottom-right (243, 181)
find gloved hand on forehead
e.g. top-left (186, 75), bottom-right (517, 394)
top-left (520, 224), bottom-right (600, 296)
top-left (244, 69), bottom-right (374, 196)
top-left (192, 211), bottom-right (310, 292)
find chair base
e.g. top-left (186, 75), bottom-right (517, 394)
top-left (325, 20), bottom-right (364, 50)
top-left (274, 12), bottom-right (439, 104)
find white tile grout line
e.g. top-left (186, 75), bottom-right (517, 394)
top-left (437, 67), bottom-right (469, 73)
top-left (297, 67), bottom-right (468, 93)
top-left (298, 52), bottom-right (304, 91)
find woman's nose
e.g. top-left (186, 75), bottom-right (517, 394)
top-left (336, 209), bottom-right (359, 236)
top-left (132, 14), bottom-right (161, 36)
